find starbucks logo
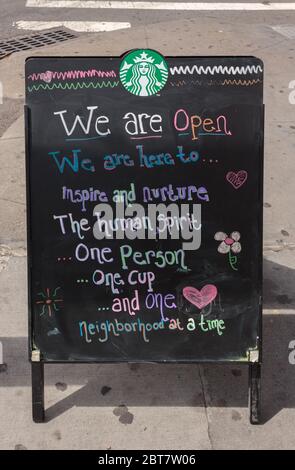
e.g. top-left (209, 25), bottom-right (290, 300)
top-left (119, 49), bottom-right (168, 97)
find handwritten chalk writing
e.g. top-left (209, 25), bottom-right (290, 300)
top-left (112, 290), bottom-right (140, 316)
top-left (49, 149), bottom-right (95, 174)
top-left (199, 316), bottom-right (225, 335)
top-left (143, 184), bottom-right (209, 203)
top-left (128, 271), bottom-right (155, 292)
top-left (175, 146), bottom-right (199, 163)
top-left (53, 213), bottom-right (90, 240)
top-left (93, 204), bottom-right (201, 236)
top-left (103, 146), bottom-right (203, 171)
top-left (145, 292), bottom-right (177, 322)
top-left (104, 153), bottom-right (134, 170)
top-left (157, 212), bottom-right (201, 235)
top-left (53, 106), bottom-right (111, 137)
top-left (92, 270), bottom-right (124, 294)
top-left (93, 211), bottom-right (153, 239)
top-left (120, 245), bottom-right (187, 271)
top-left (62, 186), bottom-right (108, 212)
top-left (137, 145), bottom-right (199, 168)
top-left (79, 318), bottom-right (165, 344)
top-left (138, 145), bottom-right (174, 168)
top-left (169, 318), bottom-right (184, 330)
top-left (92, 270), bottom-right (155, 295)
top-left (113, 183), bottom-right (136, 205)
top-left (75, 243), bottom-right (113, 263)
top-left (148, 203), bottom-right (201, 251)
top-left (28, 69), bottom-right (117, 82)
top-left (92, 202), bottom-right (202, 251)
top-left (174, 108), bottom-right (232, 140)
top-left (187, 315), bottom-right (226, 336)
top-left (26, 55), bottom-right (263, 365)
top-left (123, 112), bottom-right (162, 136)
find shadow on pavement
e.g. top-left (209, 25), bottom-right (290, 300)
top-left (0, 257), bottom-right (294, 423)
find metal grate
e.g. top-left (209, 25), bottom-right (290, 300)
top-left (0, 29), bottom-right (77, 59)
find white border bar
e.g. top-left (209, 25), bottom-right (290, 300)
top-left (15, 20), bottom-right (131, 32)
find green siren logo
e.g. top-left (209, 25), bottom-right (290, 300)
top-left (119, 49), bottom-right (168, 96)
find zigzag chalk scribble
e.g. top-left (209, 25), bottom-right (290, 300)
top-left (28, 69), bottom-right (117, 81)
top-left (221, 79), bottom-right (262, 86)
top-left (27, 81), bottom-right (120, 92)
top-left (169, 80), bottom-right (203, 87)
top-left (169, 64), bottom-right (263, 76)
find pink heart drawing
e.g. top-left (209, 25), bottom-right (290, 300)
top-left (41, 70), bottom-right (53, 83)
top-left (226, 170), bottom-right (248, 189)
top-left (183, 285), bottom-right (218, 310)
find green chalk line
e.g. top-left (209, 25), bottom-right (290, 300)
top-left (28, 81), bottom-right (120, 92)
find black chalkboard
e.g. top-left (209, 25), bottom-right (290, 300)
top-left (25, 54), bottom-right (263, 366)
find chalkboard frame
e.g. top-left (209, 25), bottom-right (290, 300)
top-left (25, 55), bottom-right (264, 423)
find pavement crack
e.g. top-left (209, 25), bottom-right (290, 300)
top-left (143, 24), bottom-right (149, 48)
top-left (0, 136), bottom-right (24, 142)
top-left (0, 244), bottom-right (26, 271)
top-left (0, 197), bottom-right (25, 206)
top-left (198, 365), bottom-right (214, 450)
top-left (264, 243), bottom-right (295, 252)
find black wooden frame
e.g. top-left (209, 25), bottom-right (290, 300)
top-left (25, 55), bottom-right (263, 424)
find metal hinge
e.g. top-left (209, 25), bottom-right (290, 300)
top-left (31, 349), bottom-right (41, 362)
top-left (247, 349), bottom-right (259, 363)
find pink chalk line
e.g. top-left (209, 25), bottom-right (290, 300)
top-left (28, 69), bottom-right (117, 82)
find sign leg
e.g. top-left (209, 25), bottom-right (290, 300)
top-left (249, 363), bottom-right (261, 424)
top-left (31, 362), bottom-right (45, 423)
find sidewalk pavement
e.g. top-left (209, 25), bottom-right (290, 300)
top-left (0, 16), bottom-right (295, 449)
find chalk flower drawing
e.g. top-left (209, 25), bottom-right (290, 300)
top-left (214, 231), bottom-right (241, 271)
top-left (36, 287), bottom-right (63, 317)
top-left (119, 49), bottom-right (168, 97)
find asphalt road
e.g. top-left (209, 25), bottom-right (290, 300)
top-left (2, 0), bottom-right (295, 39)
